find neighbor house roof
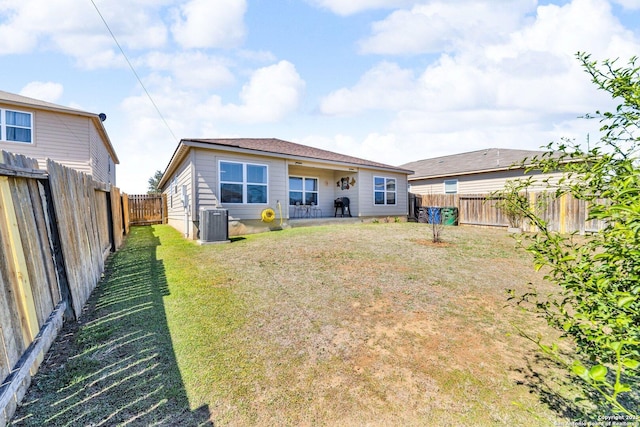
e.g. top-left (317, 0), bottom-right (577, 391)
top-left (159, 138), bottom-right (413, 188)
top-left (400, 148), bottom-right (548, 180)
top-left (0, 90), bottom-right (119, 164)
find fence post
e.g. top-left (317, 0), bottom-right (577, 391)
top-left (559, 193), bottom-right (567, 234)
top-left (527, 192), bottom-right (537, 232)
top-left (0, 176), bottom-right (39, 344)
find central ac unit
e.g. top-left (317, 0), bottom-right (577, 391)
top-left (199, 208), bottom-right (229, 244)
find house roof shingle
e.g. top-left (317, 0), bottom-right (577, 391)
top-left (400, 148), bottom-right (547, 180)
top-left (160, 138), bottom-right (412, 188)
top-left (185, 138), bottom-right (412, 172)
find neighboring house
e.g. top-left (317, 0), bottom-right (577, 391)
top-left (0, 90), bottom-right (119, 185)
top-left (158, 138), bottom-right (413, 238)
top-left (401, 148), bottom-right (563, 195)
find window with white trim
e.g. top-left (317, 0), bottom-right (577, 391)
top-left (444, 179), bottom-right (458, 194)
top-left (220, 161), bottom-right (268, 204)
top-left (0, 108), bottom-right (32, 143)
top-left (289, 176), bottom-right (318, 205)
top-left (374, 176), bottom-right (396, 205)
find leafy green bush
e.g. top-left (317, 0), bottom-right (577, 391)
top-left (507, 53), bottom-right (639, 417)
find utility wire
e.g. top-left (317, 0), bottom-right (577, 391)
top-left (89, 0), bottom-right (179, 143)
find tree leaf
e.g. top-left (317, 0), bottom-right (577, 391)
top-left (617, 295), bottom-right (637, 308)
top-left (588, 365), bottom-right (608, 382)
top-left (622, 359), bottom-right (640, 370)
top-left (572, 361), bottom-right (589, 381)
top-left (614, 382), bottom-right (631, 394)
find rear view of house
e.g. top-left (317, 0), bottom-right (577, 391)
top-left (0, 90), bottom-right (119, 185)
top-left (159, 138), bottom-right (413, 238)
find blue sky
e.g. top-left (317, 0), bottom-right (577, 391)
top-left (1, 0), bottom-right (639, 193)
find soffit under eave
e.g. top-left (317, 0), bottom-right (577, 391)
top-left (158, 143), bottom-right (190, 189)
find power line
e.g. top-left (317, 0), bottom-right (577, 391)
top-left (89, 0), bottom-right (179, 143)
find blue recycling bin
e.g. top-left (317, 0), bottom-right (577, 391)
top-left (427, 207), bottom-right (441, 224)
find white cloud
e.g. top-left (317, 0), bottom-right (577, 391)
top-left (320, 62), bottom-right (416, 115)
top-left (141, 52), bottom-right (235, 89)
top-left (118, 60), bottom-right (305, 156)
top-left (308, 0), bottom-right (414, 16)
top-left (170, 0), bottom-right (246, 49)
top-left (202, 60), bottom-right (306, 123)
top-left (316, 0), bottom-right (640, 165)
top-left (487, 0), bottom-right (637, 61)
top-left (324, 0), bottom-right (638, 117)
top-left (114, 60), bottom-right (305, 192)
top-left (0, 0), bottom-right (168, 68)
top-left (359, 0), bottom-right (536, 55)
top-left (612, 0), bottom-right (640, 9)
top-left (19, 81), bottom-right (64, 103)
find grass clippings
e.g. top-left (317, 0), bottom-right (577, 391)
top-left (13, 223), bottom-right (586, 426)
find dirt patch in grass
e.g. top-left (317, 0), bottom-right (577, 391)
top-left (13, 223), bottom-right (584, 426)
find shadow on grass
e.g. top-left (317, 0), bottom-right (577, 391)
top-left (516, 351), bottom-right (640, 422)
top-left (11, 226), bottom-right (213, 426)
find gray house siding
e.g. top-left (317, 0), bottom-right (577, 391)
top-left (358, 169), bottom-right (409, 217)
top-left (89, 123), bottom-right (115, 185)
top-left (410, 169), bottom-right (565, 195)
top-left (194, 148), bottom-right (288, 219)
top-left (165, 152), bottom-right (194, 238)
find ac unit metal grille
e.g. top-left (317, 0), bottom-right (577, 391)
top-left (199, 208), bottom-right (229, 243)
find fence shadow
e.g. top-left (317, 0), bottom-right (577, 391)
top-left (11, 226), bottom-right (212, 426)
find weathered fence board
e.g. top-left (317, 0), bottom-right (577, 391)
top-left (413, 192), bottom-right (607, 233)
top-left (94, 190), bottom-right (111, 258)
top-left (47, 160), bottom-right (103, 319)
top-left (110, 186), bottom-right (124, 250)
top-left (1, 151), bottom-right (128, 425)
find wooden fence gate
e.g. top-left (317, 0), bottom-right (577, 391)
top-left (128, 194), bottom-right (166, 226)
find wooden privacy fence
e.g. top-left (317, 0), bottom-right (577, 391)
top-left (128, 194), bottom-right (166, 225)
top-left (411, 192), bottom-right (606, 234)
top-left (0, 151), bottom-right (128, 425)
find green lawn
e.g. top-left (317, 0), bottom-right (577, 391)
top-left (12, 223), bottom-right (592, 426)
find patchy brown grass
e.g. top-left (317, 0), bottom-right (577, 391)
top-left (179, 222), bottom-right (568, 425)
top-left (14, 223), bottom-right (578, 426)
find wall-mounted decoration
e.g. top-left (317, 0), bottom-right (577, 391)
top-left (336, 176), bottom-right (355, 190)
